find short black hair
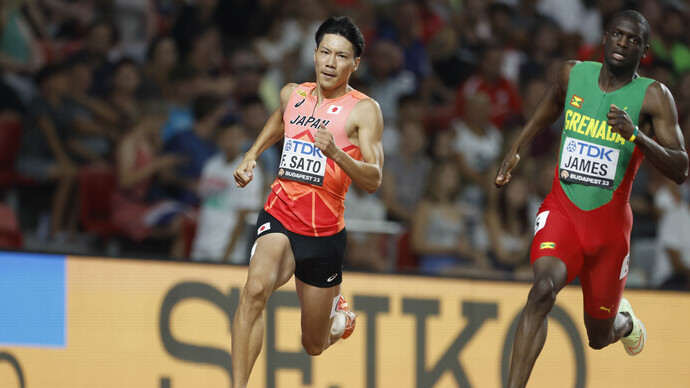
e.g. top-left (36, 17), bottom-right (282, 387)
top-left (113, 57), bottom-right (138, 73)
top-left (192, 95), bottom-right (223, 121)
top-left (239, 94), bottom-right (264, 109)
top-left (147, 34), bottom-right (174, 61)
top-left (86, 18), bottom-right (119, 45)
top-left (314, 16), bottom-right (365, 58)
top-left (35, 63), bottom-right (65, 87)
top-left (608, 10), bottom-right (651, 44)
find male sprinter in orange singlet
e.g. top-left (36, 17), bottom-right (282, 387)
top-left (230, 16), bottom-right (383, 388)
top-left (495, 10), bottom-right (688, 387)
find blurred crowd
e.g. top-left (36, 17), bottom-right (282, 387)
top-left (0, 0), bottom-right (689, 290)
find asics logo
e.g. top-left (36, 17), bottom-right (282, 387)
top-left (295, 99), bottom-right (305, 107)
top-left (327, 273), bottom-right (338, 282)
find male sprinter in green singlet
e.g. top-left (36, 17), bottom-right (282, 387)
top-left (495, 10), bottom-right (688, 387)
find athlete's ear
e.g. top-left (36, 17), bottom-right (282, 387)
top-left (642, 43), bottom-right (649, 58)
top-left (353, 57), bottom-right (361, 72)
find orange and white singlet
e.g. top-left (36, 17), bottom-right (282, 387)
top-left (264, 82), bottom-right (367, 236)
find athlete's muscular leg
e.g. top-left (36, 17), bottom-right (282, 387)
top-left (295, 278), bottom-right (344, 355)
top-left (232, 234), bottom-right (295, 388)
top-left (507, 256), bottom-right (568, 388)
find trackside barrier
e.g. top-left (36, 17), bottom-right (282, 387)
top-left (1, 251), bottom-right (689, 387)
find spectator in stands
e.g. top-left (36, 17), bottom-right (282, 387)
top-left (343, 183), bottom-right (389, 273)
top-left (427, 25), bottom-right (475, 107)
top-left (455, 0), bottom-right (492, 49)
top-left (381, 93), bottom-right (425, 156)
top-left (63, 56), bottom-right (120, 164)
top-left (650, 2), bottom-right (690, 76)
top-left (16, 64), bottom-right (77, 239)
top-left (483, 174), bottom-right (533, 279)
top-left (108, 58), bottom-right (143, 129)
top-left (653, 179), bottom-right (690, 290)
top-left (160, 64), bottom-right (197, 142)
top-left (377, 0), bottom-right (432, 81)
top-left (71, 19), bottom-right (119, 98)
top-left (239, 94), bottom-right (277, 183)
top-left (381, 120), bottom-right (432, 224)
top-left (187, 27), bottom-right (235, 97)
top-left (191, 123), bottom-right (263, 263)
top-left (0, 0), bottom-right (44, 75)
top-left (113, 108), bottom-right (188, 258)
top-left (362, 40), bottom-right (416, 124)
top-left (172, 0), bottom-right (222, 59)
top-left (455, 43), bottom-right (522, 130)
top-left (163, 94), bottom-right (226, 205)
top-left (141, 35), bottom-right (179, 101)
top-left (504, 78), bottom-right (558, 159)
top-left (519, 22), bottom-right (562, 86)
top-left (411, 160), bottom-right (490, 275)
top-left (450, 91), bottom-right (502, 206)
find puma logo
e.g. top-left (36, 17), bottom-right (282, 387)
top-left (599, 305), bottom-right (614, 313)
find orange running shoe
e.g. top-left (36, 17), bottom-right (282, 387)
top-left (336, 295), bottom-right (357, 339)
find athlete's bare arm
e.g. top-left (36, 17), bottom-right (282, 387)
top-left (495, 60), bottom-right (577, 187)
top-left (607, 82), bottom-right (688, 184)
top-left (314, 98), bottom-right (384, 193)
top-left (234, 83), bottom-right (297, 187)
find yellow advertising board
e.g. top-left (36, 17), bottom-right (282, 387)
top-left (1, 252), bottom-right (689, 387)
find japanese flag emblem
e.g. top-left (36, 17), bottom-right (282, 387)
top-left (257, 222), bottom-right (271, 235)
top-left (328, 105), bottom-right (342, 114)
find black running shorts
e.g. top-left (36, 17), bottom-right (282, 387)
top-left (254, 209), bottom-right (346, 288)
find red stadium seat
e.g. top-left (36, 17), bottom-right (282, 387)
top-left (396, 230), bottom-right (418, 273)
top-left (0, 117), bottom-right (23, 190)
top-left (78, 164), bottom-right (118, 239)
top-left (180, 212), bottom-right (198, 260)
top-left (0, 203), bottom-right (23, 249)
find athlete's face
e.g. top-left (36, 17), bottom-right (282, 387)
top-left (314, 33), bottom-right (360, 90)
top-left (602, 17), bottom-right (648, 70)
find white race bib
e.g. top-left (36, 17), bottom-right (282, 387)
top-left (278, 137), bottom-right (327, 186)
top-left (559, 137), bottom-right (620, 190)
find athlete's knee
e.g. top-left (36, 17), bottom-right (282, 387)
top-left (527, 277), bottom-right (558, 310)
top-left (242, 278), bottom-right (273, 307)
top-left (588, 334), bottom-right (612, 350)
top-left (301, 336), bottom-right (326, 356)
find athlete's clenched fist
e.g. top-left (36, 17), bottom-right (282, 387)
top-left (315, 124), bottom-right (338, 158)
top-left (234, 158), bottom-right (256, 187)
top-left (607, 104), bottom-right (636, 140)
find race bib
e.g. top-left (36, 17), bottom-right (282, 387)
top-left (278, 137), bottom-right (327, 186)
top-left (559, 137), bottom-right (620, 190)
